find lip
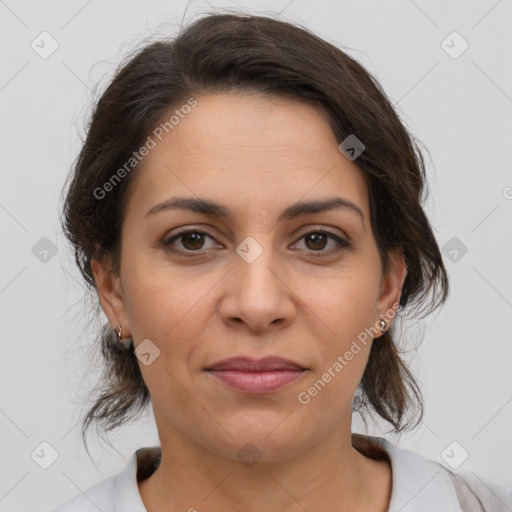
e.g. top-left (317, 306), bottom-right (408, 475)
top-left (205, 356), bottom-right (307, 372)
top-left (205, 356), bottom-right (308, 394)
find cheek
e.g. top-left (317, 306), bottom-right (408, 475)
top-left (298, 303), bottom-right (374, 422)
top-left (306, 267), bottom-right (379, 394)
top-left (120, 255), bottom-right (221, 390)
top-left (120, 246), bottom-right (204, 338)
top-left (312, 269), bottom-right (380, 341)
top-left (124, 279), bottom-right (209, 347)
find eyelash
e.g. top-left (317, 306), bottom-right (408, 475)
top-left (161, 228), bottom-right (351, 258)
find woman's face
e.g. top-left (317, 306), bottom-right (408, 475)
top-left (94, 92), bottom-right (406, 462)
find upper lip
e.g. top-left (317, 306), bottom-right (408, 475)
top-left (205, 356), bottom-right (307, 372)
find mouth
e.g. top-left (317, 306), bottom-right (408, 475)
top-left (204, 356), bottom-right (308, 394)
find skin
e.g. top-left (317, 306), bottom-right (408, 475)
top-left (92, 92), bottom-right (407, 511)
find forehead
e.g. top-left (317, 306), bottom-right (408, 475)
top-left (152, 92), bottom-right (341, 158)
top-left (125, 92), bottom-right (369, 221)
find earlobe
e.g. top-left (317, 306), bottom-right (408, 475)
top-left (378, 249), bottom-right (407, 328)
top-left (91, 257), bottom-right (129, 334)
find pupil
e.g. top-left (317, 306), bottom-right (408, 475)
top-left (183, 233), bottom-right (204, 250)
top-left (307, 233), bottom-right (326, 250)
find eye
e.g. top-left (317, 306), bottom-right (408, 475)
top-left (162, 229), bottom-right (219, 255)
top-left (161, 227), bottom-right (350, 257)
top-left (292, 229), bottom-right (350, 256)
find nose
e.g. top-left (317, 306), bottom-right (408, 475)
top-left (219, 241), bottom-right (296, 333)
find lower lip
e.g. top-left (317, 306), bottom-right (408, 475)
top-left (206, 369), bottom-right (305, 394)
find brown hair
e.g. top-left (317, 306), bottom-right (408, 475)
top-left (60, 12), bottom-right (449, 447)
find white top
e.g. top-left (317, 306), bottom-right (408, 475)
top-left (51, 435), bottom-right (512, 512)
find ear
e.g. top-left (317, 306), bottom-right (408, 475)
top-left (376, 248), bottom-right (407, 328)
top-left (91, 256), bottom-right (130, 336)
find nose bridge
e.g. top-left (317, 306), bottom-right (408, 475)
top-left (222, 232), bottom-right (294, 330)
top-left (235, 233), bottom-right (281, 300)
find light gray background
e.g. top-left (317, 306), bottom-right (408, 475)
top-left (1, 1), bottom-right (511, 510)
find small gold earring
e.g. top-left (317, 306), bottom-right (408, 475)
top-left (115, 322), bottom-right (133, 349)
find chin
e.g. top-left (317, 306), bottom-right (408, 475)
top-left (205, 413), bottom-right (315, 463)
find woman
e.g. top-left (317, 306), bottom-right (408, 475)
top-left (53, 12), bottom-right (511, 512)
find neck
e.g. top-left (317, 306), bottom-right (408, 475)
top-left (138, 426), bottom-right (391, 512)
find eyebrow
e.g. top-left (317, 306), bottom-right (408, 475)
top-left (145, 196), bottom-right (365, 225)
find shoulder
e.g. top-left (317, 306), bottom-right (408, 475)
top-left (445, 469), bottom-right (512, 512)
top-left (50, 475), bottom-right (116, 512)
top-left (50, 447), bottom-right (159, 512)
top-left (354, 434), bottom-right (512, 512)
